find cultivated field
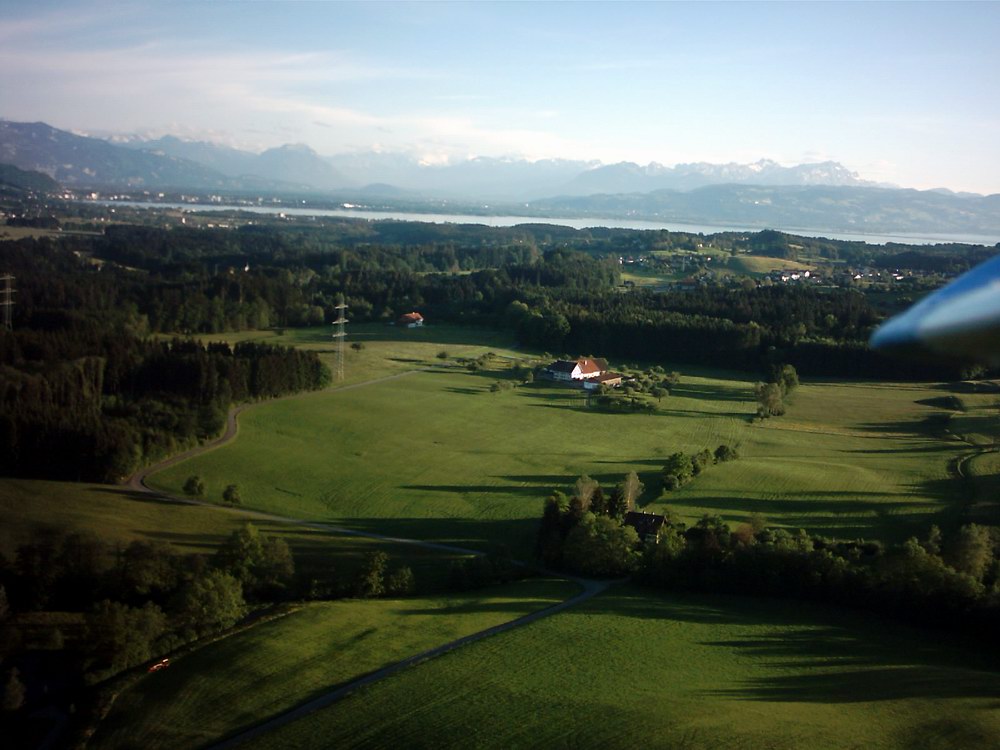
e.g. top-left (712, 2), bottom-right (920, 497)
top-left (89, 578), bottom-right (578, 749)
top-left (240, 585), bottom-right (1000, 750)
top-left (147, 327), bottom-right (978, 556)
top-left (727, 254), bottom-right (816, 275)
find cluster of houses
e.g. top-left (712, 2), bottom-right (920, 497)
top-left (541, 356), bottom-right (631, 391)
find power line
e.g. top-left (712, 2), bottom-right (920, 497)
top-left (331, 295), bottom-right (348, 381)
top-left (0, 274), bottom-right (15, 331)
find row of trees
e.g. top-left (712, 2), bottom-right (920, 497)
top-left (662, 445), bottom-right (739, 491)
top-left (0, 524), bottom-right (295, 684)
top-left (534, 483), bottom-right (1000, 637)
top-left (639, 517), bottom-right (1000, 633)
top-left (0, 522), bottom-right (427, 729)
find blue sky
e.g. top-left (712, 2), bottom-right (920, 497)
top-left (2, 1), bottom-right (999, 193)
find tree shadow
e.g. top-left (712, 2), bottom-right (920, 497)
top-left (86, 486), bottom-right (191, 506)
top-left (671, 383), bottom-right (751, 403)
top-left (933, 381), bottom-right (1000, 394)
top-left (401, 483), bottom-right (544, 497)
top-left (700, 625), bottom-right (1000, 703)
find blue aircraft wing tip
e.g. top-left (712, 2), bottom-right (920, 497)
top-left (870, 250), bottom-right (1000, 361)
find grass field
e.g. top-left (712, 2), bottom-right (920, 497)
top-left (147, 344), bottom-right (974, 557)
top-left (89, 577), bottom-right (578, 750)
top-left (240, 585), bottom-right (1000, 750)
top-left (185, 322), bottom-right (518, 389)
top-left (0, 478), bottom-right (471, 590)
top-left (728, 254), bottom-right (816, 275)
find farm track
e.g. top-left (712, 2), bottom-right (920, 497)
top-left (124, 367), bottom-right (614, 749)
top-left (206, 577), bottom-right (611, 750)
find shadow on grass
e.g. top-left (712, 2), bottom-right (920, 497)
top-left (347, 324), bottom-right (516, 349)
top-left (671, 383), bottom-right (750, 403)
top-left (87, 486), bottom-right (191, 506)
top-left (934, 380), bottom-right (1000, 395)
top-left (856, 416), bottom-right (951, 437)
top-left (700, 624), bottom-right (1000, 703)
top-left (559, 587), bottom-right (1000, 706)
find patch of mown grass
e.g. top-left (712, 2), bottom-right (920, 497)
top-left (89, 578), bottom-right (578, 750)
top-left (241, 585), bottom-right (1000, 750)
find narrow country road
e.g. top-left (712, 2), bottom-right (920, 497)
top-left (123, 366), bottom-right (618, 748)
top-left (207, 577), bottom-right (611, 750)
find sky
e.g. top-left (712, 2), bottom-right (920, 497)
top-left (2, 1), bottom-right (999, 193)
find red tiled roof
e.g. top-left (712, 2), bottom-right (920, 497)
top-left (576, 357), bottom-right (607, 375)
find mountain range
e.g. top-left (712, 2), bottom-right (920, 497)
top-left (2, 119), bottom-right (999, 237)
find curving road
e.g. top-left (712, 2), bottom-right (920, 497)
top-left (124, 368), bottom-right (617, 748)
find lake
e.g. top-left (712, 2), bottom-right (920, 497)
top-left (91, 201), bottom-right (1000, 247)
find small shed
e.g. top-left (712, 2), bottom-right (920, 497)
top-left (583, 371), bottom-right (626, 391)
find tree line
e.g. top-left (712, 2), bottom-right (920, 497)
top-left (0, 323), bottom-right (329, 481)
top-left (3, 220), bottom-right (992, 387)
top-left (0, 522), bottom-right (422, 733)
top-left (534, 479), bottom-right (1000, 638)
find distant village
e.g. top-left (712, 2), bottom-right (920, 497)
top-left (617, 251), bottom-right (940, 291)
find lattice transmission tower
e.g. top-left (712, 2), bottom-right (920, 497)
top-left (332, 295), bottom-right (348, 381)
top-left (0, 274), bottom-right (14, 331)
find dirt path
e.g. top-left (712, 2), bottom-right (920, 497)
top-left (207, 577), bottom-right (611, 750)
top-left (123, 366), bottom-right (616, 748)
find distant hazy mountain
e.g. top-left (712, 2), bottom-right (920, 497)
top-left (125, 135), bottom-right (261, 177)
top-left (3, 120), bottom-right (997, 237)
top-left (529, 184), bottom-right (1000, 236)
top-left (325, 152), bottom-right (596, 200)
top-left (252, 144), bottom-right (350, 190)
top-left (0, 122), bottom-right (345, 192)
top-left (130, 137), bottom-right (351, 190)
top-left (562, 159), bottom-right (876, 196)
top-left (0, 162), bottom-right (60, 192)
top-left (0, 121), bottom-right (235, 190)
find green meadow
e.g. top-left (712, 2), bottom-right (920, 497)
top-left (727, 254), bottom-right (817, 276)
top-left (148, 332), bottom-right (976, 557)
top-left (241, 585), bottom-right (1000, 750)
top-left (89, 578), bottom-right (577, 750)
top-left (12, 322), bottom-right (999, 749)
top-left (0, 478), bottom-right (469, 589)
top-left (183, 322), bottom-right (517, 388)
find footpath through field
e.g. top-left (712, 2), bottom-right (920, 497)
top-left (206, 577), bottom-right (610, 750)
top-left (125, 368), bottom-right (616, 748)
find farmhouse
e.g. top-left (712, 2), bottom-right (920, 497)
top-left (623, 511), bottom-right (668, 543)
top-left (397, 312), bottom-right (424, 328)
top-left (542, 357), bottom-right (609, 382)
